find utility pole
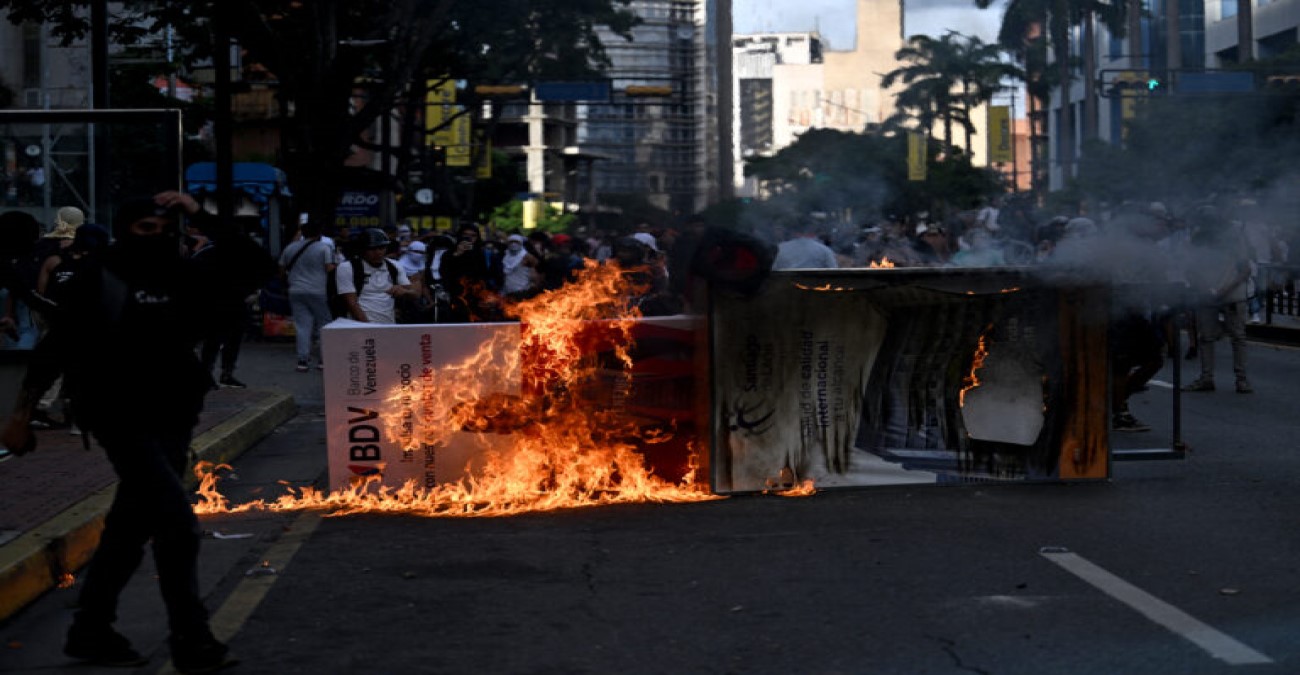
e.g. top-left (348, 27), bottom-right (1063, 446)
top-left (213, 3), bottom-right (233, 227)
top-left (90, 0), bottom-right (108, 223)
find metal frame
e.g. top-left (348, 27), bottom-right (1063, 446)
top-left (0, 109), bottom-right (184, 223)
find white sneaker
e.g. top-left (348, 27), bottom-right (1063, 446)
top-left (1248, 314), bottom-right (1263, 325)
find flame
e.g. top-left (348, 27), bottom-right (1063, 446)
top-left (776, 479), bottom-right (817, 497)
top-left (958, 333), bottom-right (990, 407)
top-left (794, 282), bottom-right (850, 292)
top-left (869, 257), bottom-right (895, 269)
top-left (56, 573), bottom-right (75, 589)
top-left (195, 262), bottom-right (721, 518)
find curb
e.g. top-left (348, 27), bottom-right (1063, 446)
top-left (0, 390), bottom-right (297, 623)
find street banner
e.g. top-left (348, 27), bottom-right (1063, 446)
top-left (907, 131), bottom-right (926, 181)
top-left (425, 78), bottom-right (456, 147)
top-left (322, 317), bottom-right (703, 491)
top-left (987, 105), bottom-right (1012, 163)
top-left (445, 115), bottom-right (472, 167)
top-left (710, 269), bottom-right (1109, 492)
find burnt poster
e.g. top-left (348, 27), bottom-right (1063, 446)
top-left (711, 270), bottom-right (1108, 492)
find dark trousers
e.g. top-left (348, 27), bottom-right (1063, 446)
top-left (200, 306), bottom-right (245, 376)
top-left (75, 426), bottom-right (209, 636)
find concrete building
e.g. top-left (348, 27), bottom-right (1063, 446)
top-left (731, 0), bottom-right (903, 196)
top-left (1046, 0), bottom-right (1300, 189)
top-left (573, 0), bottom-right (732, 221)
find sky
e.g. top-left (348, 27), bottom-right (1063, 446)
top-left (733, 0), bottom-right (1005, 49)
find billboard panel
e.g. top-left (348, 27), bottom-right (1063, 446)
top-left (710, 269), bottom-right (1109, 493)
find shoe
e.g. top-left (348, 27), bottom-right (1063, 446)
top-left (170, 631), bottom-right (237, 674)
top-left (1182, 378), bottom-right (1215, 392)
top-left (1248, 314), bottom-right (1263, 325)
top-left (295, 359), bottom-right (310, 373)
top-left (316, 359), bottom-right (325, 370)
top-left (218, 375), bottom-right (246, 389)
top-left (1236, 379), bottom-right (1254, 394)
top-left (1112, 412), bottom-right (1151, 432)
top-left (1183, 345), bottom-right (1198, 360)
top-left (64, 622), bottom-right (148, 667)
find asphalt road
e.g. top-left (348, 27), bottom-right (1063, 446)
top-left (2, 338), bottom-right (1298, 674)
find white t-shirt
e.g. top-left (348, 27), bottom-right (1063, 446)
top-left (773, 236), bottom-right (838, 270)
top-left (279, 238), bottom-right (336, 295)
top-left (335, 258), bottom-right (410, 324)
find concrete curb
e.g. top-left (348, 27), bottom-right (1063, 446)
top-left (0, 390), bottom-right (297, 623)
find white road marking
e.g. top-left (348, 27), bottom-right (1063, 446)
top-left (1147, 380), bottom-right (1174, 389)
top-left (1041, 549), bottom-right (1272, 666)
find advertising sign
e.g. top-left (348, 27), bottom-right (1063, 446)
top-left (322, 317), bottom-right (703, 491)
top-left (334, 190), bottom-right (382, 230)
top-left (710, 270), bottom-right (1109, 493)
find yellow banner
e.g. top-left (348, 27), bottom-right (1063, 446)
top-left (444, 115), bottom-right (472, 166)
top-left (425, 79), bottom-right (456, 147)
top-left (907, 132), bottom-right (926, 182)
top-left (987, 105), bottom-right (1012, 164)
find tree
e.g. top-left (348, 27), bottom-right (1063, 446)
top-left (882, 33), bottom-right (970, 151)
top-left (744, 128), bottom-right (1003, 228)
top-left (882, 32), bottom-right (1021, 156)
top-left (0, 0), bottom-right (638, 228)
top-left (972, 0), bottom-right (1126, 187)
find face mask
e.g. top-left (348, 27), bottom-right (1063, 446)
top-left (507, 242), bottom-right (523, 253)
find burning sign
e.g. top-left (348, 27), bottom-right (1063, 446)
top-left (197, 262), bottom-right (719, 517)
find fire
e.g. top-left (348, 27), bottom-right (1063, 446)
top-left (57, 573), bottom-right (75, 589)
top-left (958, 333), bottom-right (991, 407)
top-left (869, 257), bottom-right (895, 269)
top-left (776, 479), bottom-right (817, 497)
top-left (195, 261), bottom-right (721, 518)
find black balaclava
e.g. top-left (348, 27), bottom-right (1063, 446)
top-left (111, 197), bottom-right (184, 268)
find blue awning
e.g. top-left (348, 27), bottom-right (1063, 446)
top-left (184, 162), bottom-right (291, 203)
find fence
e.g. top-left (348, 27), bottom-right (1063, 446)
top-left (1261, 263), bottom-right (1300, 325)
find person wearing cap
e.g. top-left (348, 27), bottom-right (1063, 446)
top-left (279, 220), bottom-right (337, 371)
top-left (335, 227), bottom-right (413, 324)
top-left (20, 221), bottom-right (111, 430)
top-left (6, 191), bottom-right (235, 671)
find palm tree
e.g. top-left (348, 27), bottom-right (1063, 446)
top-left (954, 34), bottom-right (1024, 154)
top-left (882, 33), bottom-right (969, 152)
top-left (882, 32), bottom-right (1020, 155)
top-left (973, 0), bottom-right (1126, 185)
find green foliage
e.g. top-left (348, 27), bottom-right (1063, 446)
top-left (488, 199), bottom-right (575, 234)
top-left (743, 128), bottom-right (1003, 226)
top-left (0, 0), bottom-right (638, 224)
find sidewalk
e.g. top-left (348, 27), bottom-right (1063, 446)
top-left (0, 356), bottom-right (298, 622)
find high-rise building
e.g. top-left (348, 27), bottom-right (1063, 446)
top-left (730, 0), bottom-right (903, 196)
top-left (579, 0), bottom-right (732, 220)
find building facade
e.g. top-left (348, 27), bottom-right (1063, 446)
top-left (731, 0), bottom-right (903, 196)
top-left (1047, 0), bottom-right (1300, 189)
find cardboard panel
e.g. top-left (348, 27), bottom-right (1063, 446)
top-left (710, 270), bottom-right (1109, 492)
top-left (322, 317), bottom-right (703, 491)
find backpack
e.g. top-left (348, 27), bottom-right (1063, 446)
top-left (327, 257), bottom-right (399, 318)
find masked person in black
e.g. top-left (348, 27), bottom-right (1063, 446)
top-left (53, 192), bottom-right (235, 673)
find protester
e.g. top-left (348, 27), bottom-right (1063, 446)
top-left (500, 233), bottom-right (540, 299)
top-left (335, 227), bottom-right (413, 324)
top-left (948, 228), bottom-right (1004, 267)
top-left (190, 214), bottom-right (276, 388)
top-left (4, 192), bottom-right (236, 671)
top-left (1183, 206), bottom-right (1253, 393)
top-left (539, 233), bottom-right (585, 290)
top-left (279, 220), bottom-right (337, 371)
top-left (772, 220), bottom-right (837, 270)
